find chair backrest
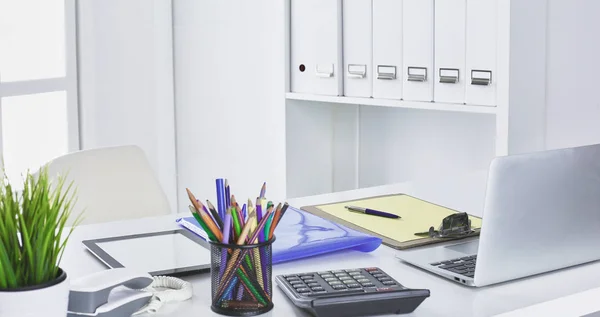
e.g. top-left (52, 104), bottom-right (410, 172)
top-left (41, 145), bottom-right (171, 225)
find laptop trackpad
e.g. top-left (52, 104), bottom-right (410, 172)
top-left (444, 240), bottom-right (479, 255)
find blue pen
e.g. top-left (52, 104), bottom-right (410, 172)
top-left (345, 206), bottom-right (400, 219)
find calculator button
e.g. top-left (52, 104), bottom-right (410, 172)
top-left (332, 285), bottom-right (346, 290)
top-left (311, 286), bottom-right (325, 292)
top-left (300, 275), bottom-right (314, 280)
top-left (356, 278), bottom-right (370, 283)
top-left (320, 274), bottom-right (334, 278)
top-left (345, 269), bottom-right (361, 272)
top-left (348, 272), bottom-right (362, 276)
top-left (361, 282), bottom-right (375, 287)
top-left (365, 267), bottom-right (378, 272)
top-left (343, 279), bottom-right (356, 284)
top-left (318, 271), bottom-right (331, 275)
top-left (290, 280), bottom-right (304, 285)
top-left (306, 282), bottom-right (319, 287)
top-left (286, 277), bottom-right (300, 282)
top-left (332, 270), bottom-right (346, 274)
top-left (303, 279), bottom-right (317, 284)
top-left (328, 281), bottom-right (343, 285)
top-left (382, 281), bottom-right (397, 286)
top-left (293, 284), bottom-right (306, 289)
top-left (378, 277), bottom-right (392, 282)
top-left (430, 262), bottom-right (442, 266)
top-left (324, 277), bottom-right (338, 282)
top-left (339, 276), bottom-right (353, 281)
top-left (296, 288), bottom-right (311, 293)
top-left (372, 273), bottom-right (385, 278)
top-left (335, 273), bottom-right (349, 277)
top-left (376, 287), bottom-right (394, 292)
top-left (346, 283), bottom-right (361, 288)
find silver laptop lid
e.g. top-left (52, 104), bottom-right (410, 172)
top-left (475, 144), bottom-right (600, 286)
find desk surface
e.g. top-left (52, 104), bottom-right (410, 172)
top-left (62, 171), bottom-right (600, 317)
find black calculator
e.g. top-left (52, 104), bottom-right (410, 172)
top-left (275, 267), bottom-right (430, 317)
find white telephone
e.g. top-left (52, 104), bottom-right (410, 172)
top-left (67, 268), bottom-right (192, 317)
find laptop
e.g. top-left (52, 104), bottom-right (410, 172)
top-left (396, 143), bottom-right (600, 287)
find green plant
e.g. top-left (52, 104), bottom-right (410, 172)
top-left (0, 167), bottom-right (80, 289)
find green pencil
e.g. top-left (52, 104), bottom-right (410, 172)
top-left (189, 206), bottom-right (217, 241)
top-left (231, 207), bottom-right (242, 239)
top-left (264, 212), bottom-right (275, 241)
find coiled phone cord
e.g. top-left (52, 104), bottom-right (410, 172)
top-left (134, 276), bottom-right (193, 314)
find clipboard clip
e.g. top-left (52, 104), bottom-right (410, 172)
top-left (415, 212), bottom-right (473, 238)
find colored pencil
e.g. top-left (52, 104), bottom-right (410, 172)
top-left (225, 179), bottom-right (231, 208)
top-left (259, 182), bottom-right (266, 199)
top-left (206, 200), bottom-right (224, 230)
top-left (250, 213), bottom-right (264, 290)
top-left (256, 198), bottom-right (263, 236)
top-left (241, 204), bottom-right (247, 223)
top-left (272, 202), bottom-right (289, 231)
top-left (224, 210), bottom-right (267, 305)
top-left (201, 202), bottom-right (221, 231)
top-left (268, 203), bottom-right (282, 239)
top-left (231, 207), bottom-right (242, 240)
top-left (216, 179), bottom-right (227, 219)
top-left (187, 189), bottom-right (223, 242)
top-left (189, 206), bottom-right (216, 241)
top-left (232, 195), bottom-right (245, 227)
top-left (264, 211), bottom-right (275, 242)
top-left (215, 209), bottom-right (271, 301)
top-left (219, 209), bottom-right (233, 280)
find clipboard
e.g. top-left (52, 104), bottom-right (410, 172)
top-left (301, 193), bottom-right (482, 250)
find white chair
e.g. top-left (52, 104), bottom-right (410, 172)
top-left (40, 145), bottom-right (171, 225)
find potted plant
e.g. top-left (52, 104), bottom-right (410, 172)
top-left (0, 167), bottom-right (81, 317)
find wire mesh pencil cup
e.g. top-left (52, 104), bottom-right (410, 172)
top-left (210, 237), bottom-right (275, 316)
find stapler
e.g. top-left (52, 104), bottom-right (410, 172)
top-left (67, 268), bottom-right (153, 317)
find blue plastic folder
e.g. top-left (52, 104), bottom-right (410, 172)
top-left (176, 206), bottom-right (382, 264)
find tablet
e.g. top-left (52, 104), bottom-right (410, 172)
top-left (83, 229), bottom-right (211, 276)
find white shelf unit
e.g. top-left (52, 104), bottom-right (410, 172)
top-left (286, 93), bottom-right (498, 115)
top-left (284, 0), bottom-right (547, 198)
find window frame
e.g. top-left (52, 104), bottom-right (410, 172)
top-left (0, 0), bottom-right (80, 157)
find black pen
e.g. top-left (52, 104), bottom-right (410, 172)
top-left (344, 206), bottom-right (400, 219)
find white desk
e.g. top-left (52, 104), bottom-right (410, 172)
top-left (61, 171), bottom-right (600, 317)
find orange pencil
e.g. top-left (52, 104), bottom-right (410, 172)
top-left (268, 203), bottom-right (282, 239)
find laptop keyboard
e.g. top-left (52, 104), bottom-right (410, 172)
top-left (430, 255), bottom-right (477, 278)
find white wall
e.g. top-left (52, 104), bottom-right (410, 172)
top-left (173, 1), bottom-right (286, 208)
top-left (545, 0), bottom-right (600, 150)
top-left (358, 107), bottom-right (495, 188)
top-left (77, 0), bottom-right (178, 212)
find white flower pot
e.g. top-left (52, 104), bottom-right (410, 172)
top-left (0, 268), bottom-right (70, 317)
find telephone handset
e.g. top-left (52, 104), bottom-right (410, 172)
top-left (67, 268), bottom-right (192, 317)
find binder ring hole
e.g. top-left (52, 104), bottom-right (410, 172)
top-left (299, 64), bottom-right (306, 72)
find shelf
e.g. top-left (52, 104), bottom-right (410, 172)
top-left (286, 93), bottom-right (497, 115)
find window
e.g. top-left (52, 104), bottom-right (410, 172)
top-left (0, 0), bottom-right (79, 185)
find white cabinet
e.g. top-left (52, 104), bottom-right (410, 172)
top-left (290, 0), bottom-right (343, 96)
top-left (342, 0), bottom-right (373, 98)
top-left (372, 0), bottom-right (403, 100)
top-left (465, 0), bottom-right (498, 106)
top-left (284, 0), bottom-right (550, 198)
top-left (402, 0), bottom-right (434, 102)
top-left (434, 0), bottom-right (466, 104)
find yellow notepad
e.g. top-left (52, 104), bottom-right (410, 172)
top-left (302, 194), bottom-right (482, 250)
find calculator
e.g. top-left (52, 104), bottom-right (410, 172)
top-left (275, 267), bottom-right (430, 317)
